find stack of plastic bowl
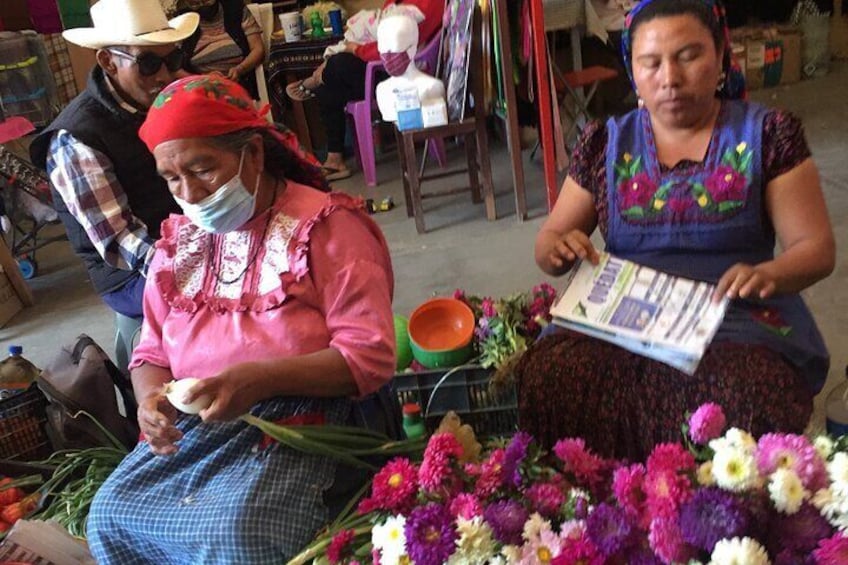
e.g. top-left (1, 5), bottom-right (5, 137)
top-left (394, 314), bottom-right (414, 370)
top-left (407, 298), bottom-right (475, 369)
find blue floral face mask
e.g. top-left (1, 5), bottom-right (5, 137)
top-left (175, 148), bottom-right (258, 233)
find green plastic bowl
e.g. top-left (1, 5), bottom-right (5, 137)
top-left (408, 298), bottom-right (476, 369)
top-left (410, 339), bottom-right (473, 369)
top-left (394, 314), bottom-right (414, 370)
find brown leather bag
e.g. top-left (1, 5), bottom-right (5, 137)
top-left (36, 335), bottom-right (139, 451)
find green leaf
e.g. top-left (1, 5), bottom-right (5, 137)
top-left (691, 182), bottom-right (707, 197)
top-left (738, 151), bottom-right (753, 173)
top-left (622, 206), bottom-right (645, 218)
top-left (614, 163), bottom-right (630, 181)
top-left (628, 155), bottom-right (643, 177)
top-left (717, 200), bottom-right (744, 213)
top-left (721, 150), bottom-right (739, 169)
top-left (654, 182), bottom-right (673, 199)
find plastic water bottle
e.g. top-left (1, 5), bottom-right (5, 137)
top-left (826, 367), bottom-right (848, 437)
top-left (402, 403), bottom-right (426, 440)
top-left (0, 345), bottom-right (39, 398)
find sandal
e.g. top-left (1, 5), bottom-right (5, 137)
top-left (286, 80), bottom-right (316, 102)
top-left (321, 166), bottom-right (352, 181)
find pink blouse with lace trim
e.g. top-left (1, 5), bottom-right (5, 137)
top-left (128, 182), bottom-right (396, 397)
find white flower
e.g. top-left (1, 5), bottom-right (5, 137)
top-left (501, 544), bottom-right (522, 564)
top-left (448, 516), bottom-right (496, 565)
top-left (698, 461), bottom-right (716, 486)
top-left (813, 487), bottom-right (848, 531)
top-left (828, 452), bottom-right (848, 497)
top-left (559, 519), bottom-right (585, 541)
top-left (710, 428), bottom-right (757, 454)
top-left (522, 512), bottom-right (551, 542)
top-left (712, 446), bottom-right (760, 492)
top-left (708, 537), bottom-right (770, 565)
top-left (768, 468), bottom-right (808, 514)
top-left (814, 435), bottom-right (835, 460)
top-left (372, 514), bottom-right (407, 564)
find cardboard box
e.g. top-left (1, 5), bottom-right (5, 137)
top-left (0, 268), bottom-right (23, 329)
top-left (730, 25), bottom-right (797, 90)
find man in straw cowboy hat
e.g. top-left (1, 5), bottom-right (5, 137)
top-left (30, 0), bottom-right (199, 319)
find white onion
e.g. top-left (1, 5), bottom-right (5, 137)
top-left (164, 378), bottom-right (213, 414)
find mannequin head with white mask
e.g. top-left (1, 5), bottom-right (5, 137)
top-left (375, 14), bottom-right (445, 122)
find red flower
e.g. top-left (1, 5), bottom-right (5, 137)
top-left (705, 165), bottom-right (746, 203)
top-left (357, 457), bottom-right (418, 514)
top-left (327, 529), bottom-right (356, 564)
top-left (668, 197), bottom-right (693, 214)
top-left (618, 172), bottom-right (656, 210)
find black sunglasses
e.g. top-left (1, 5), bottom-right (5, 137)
top-left (108, 48), bottom-right (185, 77)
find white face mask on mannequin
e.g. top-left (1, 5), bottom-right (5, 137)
top-left (174, 148), bottom-right (259, 233)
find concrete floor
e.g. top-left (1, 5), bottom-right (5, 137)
top-left (2, 62), bottom-right (846, 431)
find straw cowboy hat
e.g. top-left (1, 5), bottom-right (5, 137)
top-left (63, 0), bottom-right (199, 50)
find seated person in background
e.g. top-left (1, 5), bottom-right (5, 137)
top-left (517, 0), bottom-right (835, 461)
top-left (29, 0), bottom-right (198, 318)
top-left (86, 75), bottom-right (396, 562)
top-left (285, 0), bottom-right (443, 181)
top-left (178, 0), bottom-right (265, 98)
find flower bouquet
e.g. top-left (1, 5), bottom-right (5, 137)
top-left (451, 283), bottom-right (557, 387)
top-left (293, 404), bottom-right (848, 564)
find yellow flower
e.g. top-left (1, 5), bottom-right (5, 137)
top-left (736, 141), bottom-right (747, 154)
top-left (653, 199), bottom-right (666, 210)
top-left (623, 152), bottom-right (632, 163)
top-left (698, 194), bottom-right (709, 208)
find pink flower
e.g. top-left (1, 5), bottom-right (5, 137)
top-left (705, 165), bottom-right (746, 203)
top-left (618, 172), bottom-right (657, 210)
top-left (418, 433), bottom-right (463, 493)
top-left (756, 433), bottom-right (828, 491)
top-left (612, 464), bottom-right (648, 527)
top-left (813, 532), bottom-right (848, 564)
top-left (526, 482), bottom-right (566, 518)
top-left (553, 532), bottom-right (604, 565)
top-left (449, 493), bottom-right (482, 520)
top-left (668, 197), bottom-right (693, 214)
top-left (358, 458), bottom-right (418, 514)
top-left (688, 403), bottom-right (727, 444)
top-left (481, 297), bottom-right (497, 318)
top-left (644, 468), bottom-right (693, 520)
top-left (649, 517), bottom-right (697, 564)
top-left (554, 438), bottom-right (605, 486)
top-left (647, 443), bottom-right (696, 475)
top-left (453, 289), bottom-right (467, 302)
top-left (471, 448), bottom-right (507, 499)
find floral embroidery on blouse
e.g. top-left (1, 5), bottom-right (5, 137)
top-left (751, 306), bottom-right (793, 337)
top-left (614, 141), bottom-right (753, 224)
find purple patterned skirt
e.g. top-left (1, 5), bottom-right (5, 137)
top-left (516, 331), bottom-right (813, 462)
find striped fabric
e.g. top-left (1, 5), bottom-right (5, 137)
top-left (88, 396), bottom-right (355, 564)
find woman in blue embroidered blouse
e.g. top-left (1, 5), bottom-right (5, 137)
top-left (518, 0), bottom-right (835, 461)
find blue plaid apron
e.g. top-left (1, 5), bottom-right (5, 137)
top-left (87, 396), bottom-right (352, 564)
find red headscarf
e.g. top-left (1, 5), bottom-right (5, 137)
top-left (139, 75), bottom-right (327, 189)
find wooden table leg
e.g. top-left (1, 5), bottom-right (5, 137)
top-left (402, 133), bottom-right (426, 233)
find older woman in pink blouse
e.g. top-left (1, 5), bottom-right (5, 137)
top-left (86, 75), bottom-right (396, 564)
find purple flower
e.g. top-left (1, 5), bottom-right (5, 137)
top-left (585, 503), bottom-right (636, 557)
top-left (404, 503), bottom-right (457, 565)
top-left (688, 403), bottom-right (727, 444)
top-left (483, 500), bottom-right (528, 545)
top-left (678, 487), bottom-right (749, 553)
top-left (628, 545), bottom-right (665, 565)
top-left (774, 549), bottom-right (815, 565)
top-left (618, 172), bottom-right (656, 210)
top-left (475, 317), bottom-right (492, 341)
top-left (502, 431), bottom-right (532, 488)
top-left (767, 503), bottom-right (834, 554)
top-left (705, 165), bottom-right (746, 203)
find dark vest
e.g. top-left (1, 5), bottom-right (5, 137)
top-left (30, 67), bottom-right (180, 295)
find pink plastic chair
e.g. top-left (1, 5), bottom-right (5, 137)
top-left (345, 31), bottom-right (447, 187)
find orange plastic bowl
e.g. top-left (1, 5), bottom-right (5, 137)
top-left (408, 298), bottom-right (476, 367)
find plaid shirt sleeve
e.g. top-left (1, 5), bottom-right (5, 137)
top-left (46, 130), bottom-right (156, 274)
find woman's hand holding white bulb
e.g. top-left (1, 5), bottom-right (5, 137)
top-left (165, 364), bottom-right (264, 423)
